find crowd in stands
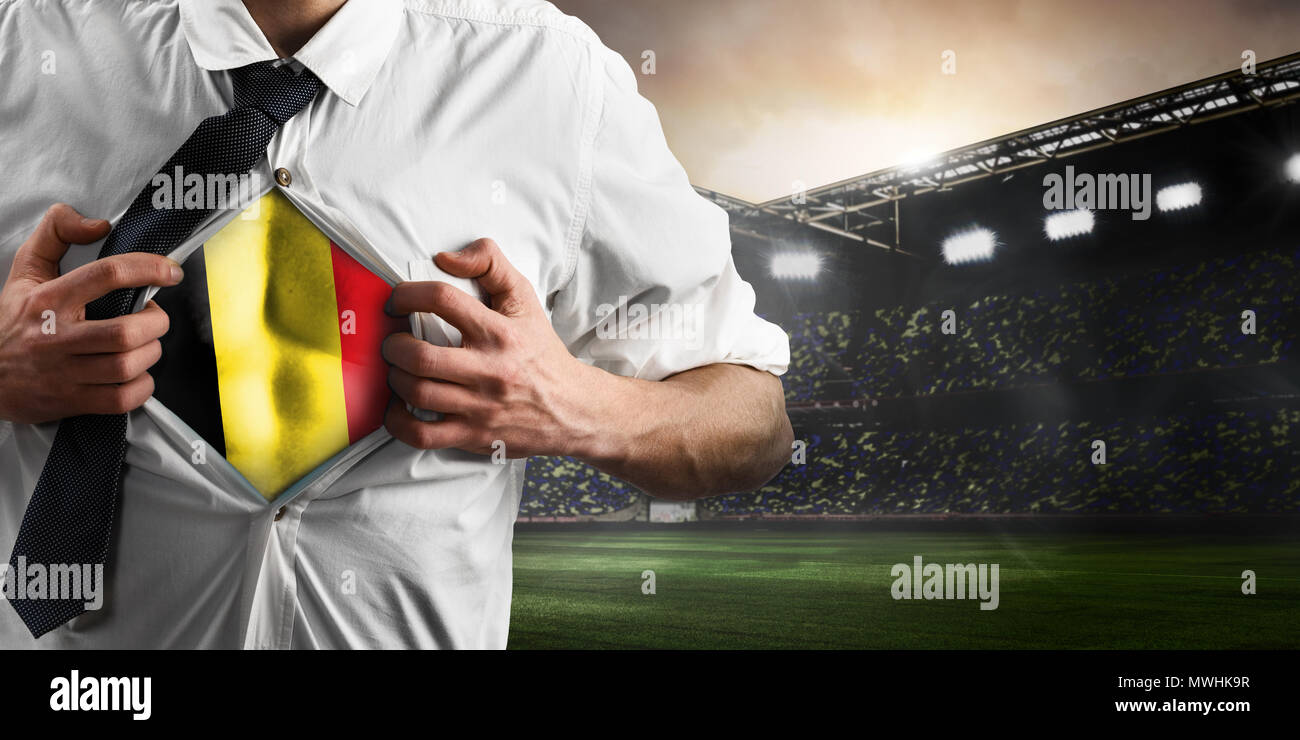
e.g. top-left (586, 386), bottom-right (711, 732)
top-left (701, 408), bottom-right (1300, 515)
top-left (782, 246), bottom-right (1298, 401)
top-left (520, 456), bottom-right (639, 517)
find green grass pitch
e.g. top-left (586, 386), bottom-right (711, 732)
top-left (508, 527), bottom-right (1300, 649)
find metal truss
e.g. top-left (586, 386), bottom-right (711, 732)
top-left (695, 52), bottom-right (1300, 256)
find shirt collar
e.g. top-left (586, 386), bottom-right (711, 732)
top-left (179, 0), bottom-right (402, 107)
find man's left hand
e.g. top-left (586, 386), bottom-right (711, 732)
top-left (382, 238), bottom-right (600, 458)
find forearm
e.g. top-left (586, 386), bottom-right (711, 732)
top-left (567, 362), bottom-right (794, 500)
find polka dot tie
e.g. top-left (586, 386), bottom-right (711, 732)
top-left (7, 62), bottom-right (321, 638)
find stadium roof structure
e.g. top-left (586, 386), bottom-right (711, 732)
top-left (695, 51), bottom-right (1300, 258)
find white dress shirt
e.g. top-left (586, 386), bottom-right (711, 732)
top-left (0, 0), bottom-right (789, 648)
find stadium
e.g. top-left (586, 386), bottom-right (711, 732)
top-left (509, 53), bottom-right (1300, 649)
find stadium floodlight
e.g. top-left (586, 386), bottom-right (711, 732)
top-left (941, 227), bottom-right (997, 265)
top-left (770, 252), bottom-right (822, 280)
top-left (1286, 154), bottom-right (1300, 183)
top-left (1044, 209), bottom-right (1094, 241)
top-left (1155, 182), bottom-right (1203, 212)
top-left (898, 148), bottom-right (937, 169)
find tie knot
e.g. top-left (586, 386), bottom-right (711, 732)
top-left (230, 61), bottom-right (321, 126)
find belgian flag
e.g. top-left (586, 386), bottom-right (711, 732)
top-left (152, 191), bottom-right (405, 499)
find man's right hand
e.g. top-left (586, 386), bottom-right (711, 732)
top-left (0, 204), bottom-right (182, 424)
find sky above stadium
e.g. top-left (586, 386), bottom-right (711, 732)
top-left (552, 0), bottom-right (1300, 203)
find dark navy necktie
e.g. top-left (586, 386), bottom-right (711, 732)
top-left (7, 61), bottom-right (321, 638)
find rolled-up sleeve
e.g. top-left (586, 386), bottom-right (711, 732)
top-left (549, 45), bottom-right (790, 381)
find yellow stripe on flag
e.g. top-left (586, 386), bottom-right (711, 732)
top-left (204, 190), bottom-right (349, 499)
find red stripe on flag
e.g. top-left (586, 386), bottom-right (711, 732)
top-left (331, 243), bottom-right (405, 443)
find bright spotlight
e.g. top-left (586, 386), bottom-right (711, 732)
top-left (770, 252), bottom-right (821, 280)
top-left (1286, 154), bottom-right (1300, 183)
top-left (898, 148), bottom-right (937, 168)
top-left (1044, 209), bottom-right (1095, 241)
top-left (941, 227), bottom-right (997, 265)
top-left (1156, 182), bottom-right (1202, 212)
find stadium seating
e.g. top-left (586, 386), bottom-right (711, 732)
top-left (520, 456), bottom-right (640, 516)
top-left (781, 246), bottom-right (1298, 402)
top-left (700, 408), bottom-right (1300, 516)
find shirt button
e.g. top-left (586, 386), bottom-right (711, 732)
top-left (274, 167), bottom-right (292, 187)
top-left (274, 506), bottom-right (287, 521)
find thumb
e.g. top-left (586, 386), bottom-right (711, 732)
top-left (434, 238), bottom-right (529, 306)
top-left (8, 204), bottom-right (111, 285)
